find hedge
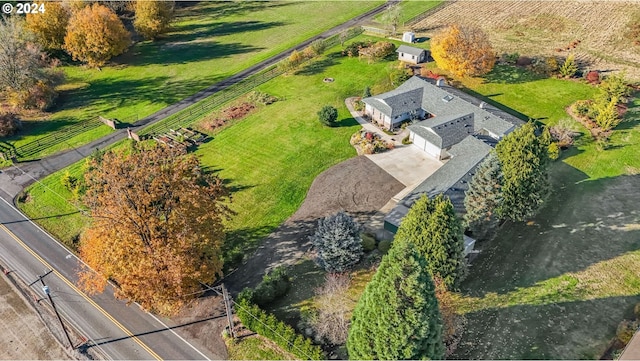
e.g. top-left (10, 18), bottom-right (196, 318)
top-left (236, 298), bottom-right (325, 360)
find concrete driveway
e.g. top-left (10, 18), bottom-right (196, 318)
top-left (366, 145), bottom-right (443, 188)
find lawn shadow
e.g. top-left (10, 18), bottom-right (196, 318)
top-left (482, 64), bottom-right (546, 85)
top-left (452, 295), bottom-right (640, 359)
top-left (3, 118), bottom-right (77, 143)
top-left (294, 56), bottom-right (340, 77)
top-left (263, 258), bottom-right (326, 326)
top-left (462, 161), bottom-right (640, 297)
top-left (118, 39), bottom-right (265, 68)
top-left (60, 76), bottom-right (215, 117)
top-left (335, 117), bottom-right (360, 127)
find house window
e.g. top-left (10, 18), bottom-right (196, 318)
top-left (401, 52), bottom-right (404, 57)
top-left (412, 55), bottom-right (415, 60)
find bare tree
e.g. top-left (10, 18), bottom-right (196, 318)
top-left (381, 3), bottom-right (402, 35)
top-left (0, 16), bottom-right (43, 92)
top-left (311, 273), bottom-right (352, 345)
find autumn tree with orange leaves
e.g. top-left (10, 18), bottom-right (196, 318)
top-left (79, 145), bottom-right (232, 315)
top-left (25, 2), bottom-right (70, 51)
top-left (63, 3), bottom-right (130, 67)
top-left (430, 24), bottom-right (496, 78)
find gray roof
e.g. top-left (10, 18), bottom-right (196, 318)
top-left (384, 135), bottom-right (493, 228)
top-left (368, 76), bottom-right (523, 139)
top-left (409, 112), bottom-right (475, 149)
top-left (396, 45), bottom-right (426, 57)
top-left (362, 87), bottom-right (423, 118)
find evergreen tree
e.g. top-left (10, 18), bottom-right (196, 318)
top-left (395, 194), bottom-right (466, 290)
top-left (495, 122), bottom-right (550, 222)
top-left (463, 152), bottom-right (503, 239)
top-left (310, 211), bottom-right (363, 273)
top-left (347, 241), bottom-right (444, 360)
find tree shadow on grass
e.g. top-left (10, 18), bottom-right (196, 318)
top-left (334, 117), bottom-right (360, 127)
top-left (294, 52), bottom-right (342, 76)
top-left (482, 64), bottom-right (546, 85)
top-left (117, 39), bottom-right (265, 68)
top-left (452, 295), bottom-right (640, 360)
top-left (462, 161), bottom-right (640, 298)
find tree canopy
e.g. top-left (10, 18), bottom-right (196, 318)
top-left (64, 3), bottom-right (130, 67)
top-left (78, 145), bottom-right (232, 314)
top-left (25, 2), bottom-right (70, 51)
top-left (430, 24), bottom-right (496, 77)
top-left (395, 194), bottom-right (467, 290)
top-left (463, 152), bottom-right (503, 239)
top-left (134, 0), bottom-right (175, 40)
top-left (318, 105), bottom-right (338, 126)
top-left (495, 122), bottom-right (550, 222)
top-left (0, 16), bottom-right (60, 110)
top-left (347, 240), bottom-right (444, 360)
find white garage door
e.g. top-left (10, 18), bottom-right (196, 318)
top-left (411, 133), bottom-right (441, 159)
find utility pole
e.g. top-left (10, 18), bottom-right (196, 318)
top-left (30, 270), bottom-right (74, 349)
top-left (200, 282), bottom-right (235, 339)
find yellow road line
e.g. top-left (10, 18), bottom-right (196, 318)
top-left (0, 224), bottom-right (162, 361)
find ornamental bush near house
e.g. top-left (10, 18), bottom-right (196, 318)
top-left (310, 211), bottom-right (363, 273)
top-left (360, 233), bottom-right (376, 251)
top-left (377, 239), bottom-right (391, 254)
top-left (235, 298), bottom-right (325, 360)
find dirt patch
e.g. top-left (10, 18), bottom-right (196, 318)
top-left (0, 273), bottom-right (72, 360)
top-left (169, 294), bottom-right (230, 360)
top-left (224, 156), bottom-right (404, 294)
top-left (412, 1), bottom-right (640, 80)
top-left (198, 101), bottom-right (257, 133)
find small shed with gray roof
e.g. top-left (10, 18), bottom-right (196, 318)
top-left (396, 45), bottom-right (428, 64)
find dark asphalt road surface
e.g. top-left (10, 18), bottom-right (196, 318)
top-left (0, 2), bottom-right (398, 358)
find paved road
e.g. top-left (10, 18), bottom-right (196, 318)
top-left (0, 190), bottom-right (223, 360)
top-left (0, 2), bottom-right (397, 359)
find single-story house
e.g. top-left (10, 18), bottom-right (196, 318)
top-left (368, 76), bottom-right (524, 237)
top-left (396, 45), bottom-right (428, 65)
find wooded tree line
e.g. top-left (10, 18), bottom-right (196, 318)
top-left (0, 1), bottom-right (175, 112)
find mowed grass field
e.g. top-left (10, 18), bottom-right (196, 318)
top-left (194, 45), bottom-right (399, 257)
top-left (17, 37), bottom-right (400, 255)
top-left (4, 1), bottom-right (382, 159)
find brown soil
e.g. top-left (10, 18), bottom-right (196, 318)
top-left (169, 156), bottom-right (404, 357)
top-left (411, 1), bottom-right (640, 80)
top-left (224, 155), bottom-right (404, 294)
top-left (0, 273), bottom-right (72, 360)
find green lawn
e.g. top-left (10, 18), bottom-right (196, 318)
top-left (5, 1), bottom-right (382, 159)
top-left (17, 37), bottom-right (399, 257)
top-left (17, 158), bottom-right (91, 249)
top-left (195, 46), bottom-right (398, 258)
top-left (225, 335), bottom-right (292, 360)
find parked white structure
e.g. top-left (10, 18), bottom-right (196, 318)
top-left (396, 45), bottom-right (428, 65)
top-left (402, 31), bottom-right (415, 43)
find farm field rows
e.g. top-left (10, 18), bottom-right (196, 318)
top-left (412, 1), bottom-right (640, 79)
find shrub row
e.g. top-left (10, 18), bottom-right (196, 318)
top-left (235, 298), bottom-right (325, 360)
top-left (238, 266), bottom-right (291, 307)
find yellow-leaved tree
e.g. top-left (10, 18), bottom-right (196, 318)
top-left (79, 145), bottom-right (232, 315)
top-left (25, 2), bottom-right (70, 51)
top-left (430, 24), bottom-right (496, 78)
top-left (134, 0), bottom-right (175, 40)
top-left (63, 3), bottom-right (130, 67)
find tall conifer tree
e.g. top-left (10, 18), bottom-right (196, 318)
top-left (347, 241), bottom-right (445, 360)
